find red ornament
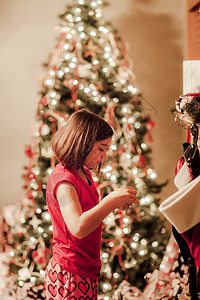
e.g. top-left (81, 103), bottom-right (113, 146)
top-left (24, 145), bottom-right (34, 158)
top-left (40, 97), bottom-right (48, 106)
top-left (17, 233), bottom-right (24, 237)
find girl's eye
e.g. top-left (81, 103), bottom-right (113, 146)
top-left (99, 148), bottom-right (104, 152)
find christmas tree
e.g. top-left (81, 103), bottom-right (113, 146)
top-left (4, 0), bottom-right (169, 298)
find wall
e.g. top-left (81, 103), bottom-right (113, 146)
top-left (0, 0), bottom-right (186, 209)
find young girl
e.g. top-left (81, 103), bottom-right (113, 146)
top-left (45, 109), bottom-right (139, 299)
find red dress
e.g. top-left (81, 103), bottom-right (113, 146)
top-left (45, 163), bottom-right (102, 299)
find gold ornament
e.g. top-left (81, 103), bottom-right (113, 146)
top-left (84, 39), bottom-right (99, 58)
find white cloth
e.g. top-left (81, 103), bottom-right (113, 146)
top-left (159, 175), bottom-right (200, 233)
top-left (174, 162), bottom-right (190, 190)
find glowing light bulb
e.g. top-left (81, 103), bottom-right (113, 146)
top-left (123, 217), bottom-right (129, 223)
top-left (147, 168), bottom-right (157, 179)
top-left (141, 239), bottom-right (147, 246)
top-left (122, 107), bottom-right (128, 113)
top-left (50, 90), bottom-right (57, 98)
top-left (92, 91), bottom-right (97, 96)
top-left (113, 272), bottom-right (119, 279)
top-left (150, 172), bottom-right (157, 179)
top-left (49, 70), bottom-right (55, 76)
top-left (132, 168), bottom-right (138, 175)
top-left (111, 145), bottom-right (117, 150)
top-left (78, 26), bottom-right (84, 32)
top-left (91, 1), bottom-right (97, 6)
top-left (51, 99), bottom-right (57, 106)
top-left (90, 31), bottom-right (96, 36)
top-left (131, 242), bottom-right (137, 249)
top-left (30, 277), bottom-right (36, 282)
top-left (101, 96), bottom-right (107, 102)
top-left (73, 80), bottom-right (78, 85)
top-left (133, 233), bottom-right (139, 241)
top-left (69, 62), bottom-right (75, 68)
top-left (84, 87), bottom-right (90, 93)
top-left (40, 270), bottom-right (45, 276)
top-left (151, 253), bottom-right (157, 259)
top-left (44, 213), bottom-right (51, 220)
top-left (128, 117), bottom-right (134, 124)
top-left (75, 8), bottom-right (81, 13)
top-left (104, 46), bottom-right (110, 52)
top-left (134, 121), bottom-right (141, 129)
top-left (141, 143), bottom-right (147, 150)
top-left (66, 14), bottom-right (73, 20)
top-left (103, 283), bottom-right (111, 290)
top-left (123, 228), bottom-right (129, 234)
top-left (65, 53), bottom-right (71, 60)
top-left (80, 32), bottom-right (86, 39)
top-left (30, 237), bottom-right (35, 243)
top-left (139, 250), bottom-right (145, 256)
top-left (45, 79), bottom-right (53, 86)
top-left (111, 175), bottom-right (116, 181)
top-left (38, 227), bottom-right (44, 233)
top-left (64, 67), bottom-right (70, 73)
top-left (102, 252), bottom-right (109, 259)
top-left (76, 99), bottom-right (81, 105)
top-left (58, 70), bottom-right (64, 78)
top-left (132, 87), bottom-right (138, 94)
top-left (47, 168), bottom-right (53, 175)
top-left (152, 241), bottom-right (158, 247)
top-left (96, 12), bottom-right (102, 18)
top-left (66, 33), bottom-right (72, 39)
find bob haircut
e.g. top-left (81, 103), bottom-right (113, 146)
top-left (51, 109), bottom-right (113, 175)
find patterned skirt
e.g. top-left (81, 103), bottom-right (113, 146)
top-left (45, 257), bottom-right (98, 300)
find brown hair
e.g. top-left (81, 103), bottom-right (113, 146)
top-left (51, 109), bottom-right (113, 173)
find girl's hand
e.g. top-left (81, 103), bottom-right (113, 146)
top-left (108, 186), bottom-right (139, 209)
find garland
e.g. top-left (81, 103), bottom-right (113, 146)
top-left (175, 92), bottom-right (200, 124)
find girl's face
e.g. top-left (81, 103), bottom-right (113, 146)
top-left (84, 136), bottom-right (113, 169)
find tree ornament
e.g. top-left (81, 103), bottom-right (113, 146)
top-left (18, 267), bottom-right (31, 281)
top-left (29, 216), bottom-right (42, 230)
top-left (84, 39), bottom-right (99, 58)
